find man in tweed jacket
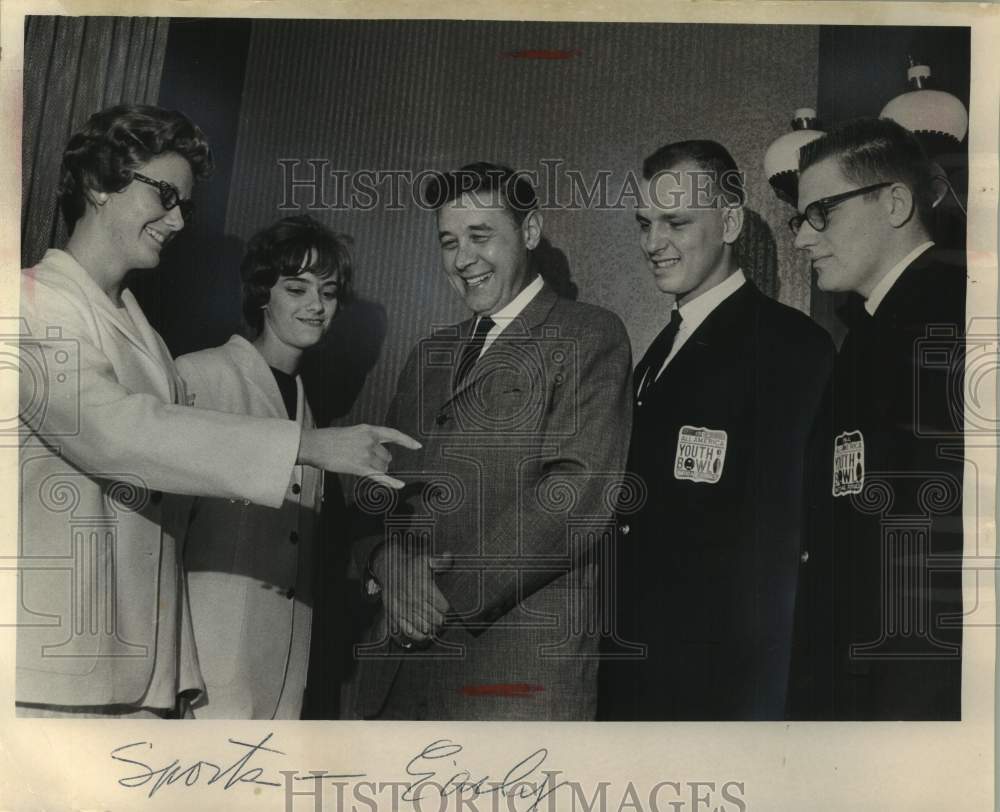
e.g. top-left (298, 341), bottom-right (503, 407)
top-left (347, 163), bottom-right (632, 720)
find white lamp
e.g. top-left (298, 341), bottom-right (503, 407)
top-left (764, 108), bottom-right (825, 206)
top-left (880, 57), bottom-right (968, 151)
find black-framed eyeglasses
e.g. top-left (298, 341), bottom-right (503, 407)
top-left (131, 172), bottom-right (196, 223)
top-left (788, 181), bottom-right (893, 235)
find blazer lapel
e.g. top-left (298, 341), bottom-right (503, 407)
top-left (225, 335), bottom-right (289, 420)
top-left (118, 289), bottom-right (176, 402)
top-left (448, 285), bottom-right (558, 403)
top-left (648, 281), bottom-right (758, 391)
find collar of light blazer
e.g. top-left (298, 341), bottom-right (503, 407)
top-left (220, 333), bottom-right (307, 424)
top-left (33, 248), bottom-right (174, 383)
top-left (34, 249), bottom-right (152, 337)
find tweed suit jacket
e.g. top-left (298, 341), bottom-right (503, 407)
top-left (349, 284), bottom-right (632, 720)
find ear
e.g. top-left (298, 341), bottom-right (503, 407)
top-left (521, 209), bottom-right (543, 250)
top-left (885, 182), bottom-right (916, 228)
top-left (83, 188), bottom-right (110, 209)
top-left (721, 204), bottom-right (744, 245)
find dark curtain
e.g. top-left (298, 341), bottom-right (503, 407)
top-left (21, 16), bottom-right (169, 268)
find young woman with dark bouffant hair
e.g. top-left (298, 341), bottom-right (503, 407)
top-left (176, 215), bottom-right (355, 719)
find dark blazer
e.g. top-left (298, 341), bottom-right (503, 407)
top-left (599, 278), bottom-right (834, 720)
top-left (347, 284), bottom-right (633, 720)
top-left (790, 246), bottom-right (965, 720)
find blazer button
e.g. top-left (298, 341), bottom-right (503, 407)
top-left (800, 551), bottom-right (810, 564)
top-left (291, 483), bottom-right (301, 495)
top-left (619, 523), bottom-right (630, 536)
top-left (435, 412), bottom-right (449, 426)
top-left (289, 531), bottom-right (299, 545)
top-left (150, 491), bottom-right (162, 505)
top-left (286, 587), bottom-right (296, 600)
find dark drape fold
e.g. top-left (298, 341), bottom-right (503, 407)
top-left (21, 16), bottom-right (169, 268)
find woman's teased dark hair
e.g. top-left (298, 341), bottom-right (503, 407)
top-left (242, 215), bottom-right (355, 334)
top-left (58, 104), bottom-right (213, 231)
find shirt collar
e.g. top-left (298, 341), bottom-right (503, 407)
top-left (675, 269), bottom-right (746, 331)
top-left (480, 274), bottom-right (544, 326)
top-left (864, 241), bottom-right (934, 315)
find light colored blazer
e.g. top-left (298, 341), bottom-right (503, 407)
top-left (176, 336), bottom-right (323, 719)
top-left (17, 250), bottom-right (300, 709)
top-left (349, 285), bottom-right (633, 720)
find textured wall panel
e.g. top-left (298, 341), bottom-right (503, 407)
top-left (226, 20), bottom-right (820, 427)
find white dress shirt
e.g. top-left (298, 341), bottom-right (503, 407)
top-left (475, 274), bottom-right (545, 357)
top-left (651, 269), bottom-right (747, 382)
top-left (864, 241), bottom-right (934, 315)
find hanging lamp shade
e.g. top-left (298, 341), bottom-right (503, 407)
top-left (763, 108), bottom-right (825, 207)
top-left (880, 58), bottom-right (968, 155)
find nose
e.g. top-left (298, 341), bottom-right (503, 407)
top-left (454, 240), bottom-right (477, 271)
top-left (162, 204), bottom-right (185, 231)
top-left (642, 222), bottom-right (669, 256)
top-left (793, 220), bottom-right (818, 250)
top-left (306, 288), bottom-right (327, 314)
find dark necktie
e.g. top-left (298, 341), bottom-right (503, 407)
top-left (453, 315), bottom-right (495, 391)
top-left (635, 308), bottom-right (682, 398)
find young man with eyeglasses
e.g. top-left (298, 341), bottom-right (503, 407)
top-left (788, 117), bottom-right (965, 720)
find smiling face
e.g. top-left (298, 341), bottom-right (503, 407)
top-left (635, 161), bottom-right (742, 306)
top-left (436, 190), bottom-right (540, 316)
top-left (261, 263), bottom-right (340, 353)
top-left (794, 157), bottom-right (888, 297)
top-left (99, 152), bottom-right (193, 275)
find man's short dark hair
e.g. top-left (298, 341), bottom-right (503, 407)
top-left (421, 162), bottom-right (538, 226)
top-left (242, 215), bottom-right (354, 334)
top-left (798, 117), bottom-right (936, 233)
top-left (58, 104), bottom-right (213, 232)
top-left (642, 139), bottom-right (745, 207)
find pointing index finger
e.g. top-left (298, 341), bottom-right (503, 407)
top-left (371, 426), bottom-right (422, 450)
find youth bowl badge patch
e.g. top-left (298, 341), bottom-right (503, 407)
top-left (833, 430), bottom-right (865, 497)
top-left (674, 425), bottom-right (727, 484)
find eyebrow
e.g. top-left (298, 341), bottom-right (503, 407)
top-left (635, 210), bottom-right (686, 221)
top-left (439, 221), bottom-right (496, 236)
top-left (283, 276), bottom-right (339, 286)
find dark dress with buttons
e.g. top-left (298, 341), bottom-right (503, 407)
top-left (598, 280), bottom-right (834, 720)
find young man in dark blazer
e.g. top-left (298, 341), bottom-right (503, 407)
top-left (598, 140), bottom-right (834, 720)
top-left (347, 163), bottom-right (633, 720)
top-left (789, 118), bottom-right (965, 720)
